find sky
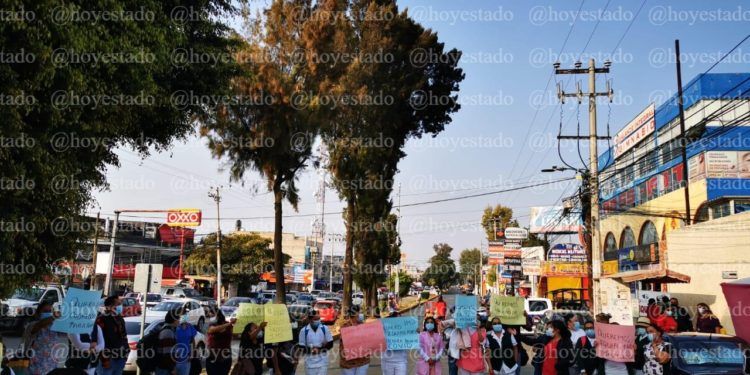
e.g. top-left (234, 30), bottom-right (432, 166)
top-left (92, 0), bottom-right (750, 268)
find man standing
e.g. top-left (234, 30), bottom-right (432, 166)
top-left (156, 309), bottom-right (181, 375)
top-left (298, 312), bottom-right (333, 375)
top-left (670, 298), bottom-right (692, 332)
top-left (96, 295), bottom-right (130, 375)
top-left (565, 314), bottom-right (585, 375)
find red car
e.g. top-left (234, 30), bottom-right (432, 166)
top-left (119, 297), bottom-right (142, 317)
top-left (313, 301), bottom-right (338, 324)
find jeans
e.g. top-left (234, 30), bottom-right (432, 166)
top-left (448, 357), bottom-right (458, 375)
top-left (342, 364), bottom-right (369, 375)
top-left (175, 361), bottom-right (191, 375)
top-left (96, 358), bottom-right (126, 375)
top-left (304, 366), bottom-right (328, 375)
top-left (155, 369), bottom-right (172, 375)
top-left (381, 361), bottom-right (407, 375)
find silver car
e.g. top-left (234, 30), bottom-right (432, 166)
top-left (123, 316), bottom-right (207, 373)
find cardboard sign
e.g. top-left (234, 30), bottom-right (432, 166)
top-left (595, 323), bottom-right (635, 362)
top-left (381, 316), bottom-right (419, 350)
top-left (340, 321), bottom-right (387, 359)
top-left (454, 295), bottom-right (477, 329)
top-left (489, 295), bottom-right (525, 325)
top-left (263, 304), bottom-right (293, 344)
top-left (233, 303), bottom-right (265, 334)
top-left (51, 288), bottom-right (102, 334)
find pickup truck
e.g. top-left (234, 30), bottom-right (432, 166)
top-left (0, 285), bottom-right (66, 332)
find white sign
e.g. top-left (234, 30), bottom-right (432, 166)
top-left (529, 206), bottom-right (582, 234)
top-left (614, 104), bottom-right (656, 158)
top-left (637, 290), bottom-right (670, 317)
top-left (133, 264), bottom-right (163, 294)
top-left (504, 228), bottom-right (528, 240)
top-left (521, 258), bottom-right (541, 276)
top-left (94, 251), bottom-right (111, 274)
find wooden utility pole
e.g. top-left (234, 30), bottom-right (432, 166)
top-left (675, 40), bottom-right (692, 225)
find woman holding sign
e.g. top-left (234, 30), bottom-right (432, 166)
top-left (339, 309), bottom-right (370, 375)
top-left (26, 302), bottom-right (64, 375)
top-left (484, 317), bottom-right (519, 375)
top-left (417, 317), bottom-right (444, 375)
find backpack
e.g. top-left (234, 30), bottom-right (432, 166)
top-left (136, 326), bottom-right (168, 373)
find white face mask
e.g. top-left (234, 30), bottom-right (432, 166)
top-left (698, 307), bottom-right (706, 314)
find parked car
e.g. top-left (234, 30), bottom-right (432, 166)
top-left (260, 292), bottom-right (276, 304)
top-left (296, 293), bottom-right (315, 306)
top-left (284, 294), bottom-right (297, 305)
top-left (124, 316), bottom-right (206, 372)
top-left (161, 286), bottom-right (203, 299)
top-left (146, 298), bottom-right (206, 331)
top-left (119, 297), bottom-right (142, 317)
top-left (665, 332), bottom-right (747, 374)
top-left (220, 297), bottom-right (256, 317)
top-left (125, 292), bottom-right (162, 308)
top-left (325, 296), bottom-right (342, 308)
top-left (310, 289), bottom-right (323, 297)
top-left (313, 301), bottom-right (338, 324)
top-left (288, 304), bottom-right (313, 330)
top-left (317, 292), bottom-right (337, 301)
top-left (0, 285), bottom-right (66, 332)
top-left (352, 292), bottom-right (364, 306)
top-left (521, 297), bottom-right (553, 335)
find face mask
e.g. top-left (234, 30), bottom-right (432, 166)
top-left (573, 321), bottom-right (581, 330)
top-left (698, 307), bottom-right (706, 314)
top-left (257, 331), bottom-right (264, 339)
top-left (180, 315), bottom-right (190, 324)
top-left (636, 328), bottom-right (647, 337)
top-left (492, 324), bottom-right (503, 333)
top-left (310, 321), bottom-right (320, 329)
top-left (40, 312), bottom-right (53, 319)
top-left (545, 328), bottom-right (554, 337)
top-left (666, 311), bottom-right (673, 317)
top-left (425, 323), bottom-right (435, 331)
top-left (646, 333), bottom-right (654, 342)
top-left (585, 329), bottom-right (595, 338)
top-left (115, 306), bottom-right (123, 315)
top-left (358, 314), bottom-right (365, 323)
top-left (478, 314), bottom-right (488, 322)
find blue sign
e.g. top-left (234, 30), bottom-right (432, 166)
top-left (454, 295), bottom-right (477, 329)
top-left (51, 288), bottom-right (102, 334)
top-left (381, 316), bottom-right (419, 350)
top-left (618, 248), bottom-right (639, 272)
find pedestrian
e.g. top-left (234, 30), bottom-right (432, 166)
top-left (563, 314), bottom-right (584, 375)
top-left (573, 321), bottom-right (597, 375)
top-left (174, 311), bottom-right (198, 375)
top-left (238, 322), bottom-right (266, 375)
top-left (298, 312), bottom-right (333, 375)
top-left (435, 295), bottom-right (448, 321)
top-left (485, 317), bottom-right (519, 375)
top-left (417, 316), bottom-right (444, 375)
top-left (668, 298), bottom-right (692, 332)
top-left (518, 322), bottom-right (553, 375)
top-left (626, 318), bottom-right (651, 375)
top-left (441, 314), bottom-right (459, 375)
top-left (155, 309), bottom-right (180, 375)
top-left (601, 323), bottom-right (628, 375)
top-left (455, 313), bottom-right (487, 375)
top-left (66, 323), bottom-right (103, 375)
top-left (25, 302), bottom-right (64, 375)
top-left (381, 312), bottom-right (409, 375)
top-left (96, 296), bottom-right (130, 375)
top-left (206, 310), bottom-right (235, 375)
top-left (269, 340), bottom-right (298, 375)
top-left (642, 323), bottom-right (672, 375)
top-left (541, 320), bottom-right (575, 375)
top-left (339, 309), bottom-right (370, 375)
top-left (695, 302), bottom-right (721, 333)
top-left (388, 295), bottom-right (399, 315)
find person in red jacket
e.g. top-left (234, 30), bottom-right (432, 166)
top-left (435, 295), bottom-right (447, 320)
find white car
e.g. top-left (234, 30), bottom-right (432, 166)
top-left (521, 297), bottom-right (552, 335)
top-left (352, 292), bottom-right (364, 306)
top-left (146, 299), bottom-right (206, 331)
top-left (123, 316), bottom-right (207, 372)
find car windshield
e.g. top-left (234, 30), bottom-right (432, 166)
top-left (146, 294), bottom-right (161, 302)
top-left (298, 295), bottom-right (312, 300)
top-left (11, 288), bottom-right (44, 301)
top-left (289, 306), bottom-right (310, 314)
top-left (224, 298), bottom-right (251, 307)
top-left (528, 300), bottom-right (549, 312)
top-left (151, 301), bottom-right (183, 311)
top-left (182, 289), bottom-right (201, 298)
top-left (125, 321), bottom-right (150, 335)
top-left (314, 302), bottom-right (333, 309)
top-left (677, 340), bottom-right (745, 366)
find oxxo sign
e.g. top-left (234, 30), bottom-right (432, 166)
top-left (166, 209), bottom-right (202, 227)
top-left (503, 227), bottom-right (529, 240)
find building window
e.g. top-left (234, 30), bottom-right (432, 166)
top-left (694, 204), bottom-right (709, 223)
top-left (639, 221), bottom-right (658, 245)
top-left (620, 227), bottom-right (636, 248)
top-left (734, 199), bottom-right (750, 214)
top-left (605, 232), bottom-right (617, 252)
top-left (712, 201), bottom-right (732, 219)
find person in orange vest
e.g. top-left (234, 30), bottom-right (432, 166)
top-left (435, 295), bottom-right (448, 320)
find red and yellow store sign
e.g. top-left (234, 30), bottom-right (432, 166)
top-left (541, 261), bottom-right (588, 277)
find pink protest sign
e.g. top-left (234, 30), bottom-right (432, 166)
top-left (340, 321), bottom-right (387, 360)
top-left (722, 280), bottom-right (750, 343)
top-left (595, 323), bottom-right (635, 362)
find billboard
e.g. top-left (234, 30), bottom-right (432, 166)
top-left (521, 258), bottom-right (541, 276)
top-left (613, 104), bottom-right (655, 158)
top-left (541, 262), bottom-right (588, 277)
top-left (529, 206), bottom-right (582, 234)
top-left (166, 209), bottom-right (202, 227)
top-left (547, 243), bottom-right (587, 263)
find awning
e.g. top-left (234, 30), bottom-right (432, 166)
top-left (601, 268), bottom-right (690, 284)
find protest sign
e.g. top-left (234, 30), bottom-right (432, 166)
top-left (489, 295), bottom-right (525, 325)
top-left (263, 304), bottom-right (293, 344)
top-left (340, 321), bottom-right (387, 359)
top-left (51, 288), bottom-right (102, 334)
top-left (381, 316), bottom-right (419, 350)
top-left (595, 323), bottom-right (635, 362)
top-left (232, 303), bottom-right (265, 334)
top-left (454, 295), bottom-right (477, 329)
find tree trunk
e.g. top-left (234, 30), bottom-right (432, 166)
top-left (341, 200), bottom-right (355, 318)
top-left (273, 182), bottom-right (286, 303)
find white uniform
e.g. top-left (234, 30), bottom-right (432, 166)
top-left (380, 350), bottom-right (408, 375)
top-left (298, 323), bottom-right (333, 375)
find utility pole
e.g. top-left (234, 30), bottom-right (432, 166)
top-left (555, 59), bottom-right (613, 313)
top-left (104, 211), bottom-right (120, 296)
top-left (675, 40), bottom-right (692, 225)
top-left (209, 186), bottom-right (223, 306)
top-left (90, 212), bottom-right (100, 290)
top-left (395, 183), bottom-right (401, 300)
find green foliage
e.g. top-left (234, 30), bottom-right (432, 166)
top-left (0, 0), bottom-right (240, 298)
top-left (421, 243), bottom-right (457, 289)
top-left (487, 266), bottom-right (497, 284)
top-left (458, 248), bottom-right (484, 284)
top-left (386, 271), bottom-right (413, 298)
top-left (481, 205), bottom-right (515, 241)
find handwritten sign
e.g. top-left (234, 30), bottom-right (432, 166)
top-left (263, 304), bottom-right (293, 344)
top-left (232, 303), bottom-right (265, 334)
top-left (51, 288), bottom-right (102, 334)
top-left (454, 295), bottom-right (477, 329)
top-left (381, 316), bottom-right (419, 350)
top-left (489, 296), bottom-right (525, 325)
top-left (595, 323), bottom-right (635, 362)
top-left (341, 321), bottom-right (387, 359)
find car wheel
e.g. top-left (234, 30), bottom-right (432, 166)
top-left (198, 317), bottom-right (205, 332)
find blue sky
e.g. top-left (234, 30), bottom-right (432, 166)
top-left (94, 0), bottom-right (750, 267)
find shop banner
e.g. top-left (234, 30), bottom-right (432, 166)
top-left (381, 316), bottom-right (419, 350)
top-left (547, 243), bottom-right (587, 262)
top-left (541, 262), bottom-right (588, 277)
top-left (522, 258), bottom-right (541, 276)
top-left (340, 321), bottom-right (387, 359)
top-left (489, 296), bottom-right (526, 325)
top-left (51, 288), bottom-right (102, 334)
top-left (602, 260), bottom-right (619, 276)
top-left (454, 295), bottom-right (477, 329)
top-left (595, 323), bottom-right (635, 362)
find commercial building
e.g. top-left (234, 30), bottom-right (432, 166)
top-left (596, 73), bottom-right (750, 331)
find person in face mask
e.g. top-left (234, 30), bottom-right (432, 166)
top-left (642, 323), bottom-right (671, 375)
top-left (339, 308), bottom-right (370, 375)
top-left (573, 321), bottom-right (598, 375)
top-left (174, 311), bottom-right (198, 375)
top-left (695, 302), bottom-right (721, 333)
top-left (298, 312), bottom-right (333, 375)
top-left (541, 319), bottom-right (574, 375)
top-left (238, 322), bottom-right (266, 375)
top-left (206, 310), bottom-right (235, 375)
top-left (417, 317), bottom-right (444, 375)
top-left (626, 317), bottom-right (652, 375)
top-left (518, 322), bottom-right (553, 375)
top-left (455, 314), bottom-right (487, 375)
top-left (26, 301), bottom-right (65, 375)
top-left (564, 314), bottom-right (585, 375)
top-left (485, 317), bottom-right (518, 375)
top-left (95, 295), bottom-right (130, 375)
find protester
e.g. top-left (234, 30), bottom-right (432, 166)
top-left (643, 323), bottom-right (672, 375)
top-left (573, 321), bottom-right (597, 375)
top-left (602, 323), bottom-right (628, 375)
top-left (435, 295), bottom-right (448, 320)
top-left (626, 318), bottom-right (651, 375)
top-left (441, 312), bottom-right (459, 375)
top-left (417, 316), bottom-right (444, 375)
top-left (519, 322), bottom-right (553, 375)
top-left (269, 340), bottom-right (298, 375)
top-left (155, 309), bottom-right (180, 375)
top-left (96, 296), bottom-right (130, 375)
top-left (238, 322), bottom-right (267, 375)
top-left (695, 302), bottom-right (722, 333)
top-left (381, 312), bottom-right (409, 375)
top-left (669, 298), bottom-right (692, 332)
top-left (649, 302), bottom-right (677, 334)
top-left (541, 320), bottom-right (575, 375)
top-left (25, 302), bottom-right (64, 375)
top-left (340, 309), bottom-right (370, 375)
top-left (563, 314), bottom-right (584, 375)
top-left (298, 312), bottom-right (333, 375)
top-left (206, 311), bottom-right (235, 375)
top-left (174, 311), bottom-right (198, 375)
top-left (66, 323), bottom-right (103, 375)
top-left (388, 295), bottom-right (399, 315)
top-left (455, 313), bottom-right (487, 375)
top-left (484, 317), bottom-right (519, 375)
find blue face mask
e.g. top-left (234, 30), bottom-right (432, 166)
top-left (636, 328), bottom-right (647, 337)
top-left (573, 321), bottom-right (581, 330)
top-left (492, 324), bottom-right (503, 333)
top-left (646, 333), bottom-right (654, 342)
top-left (39, 312), bottom-right (53, 319)
top-left (310, 321), bottom-right (320, 329)
top-left (585, 329), bottom-right (595, 338)
top-left (425, 323), bottom-right (435, 331)
top-left (115, 305), bottom-right (123, 315)
top-left (545, 328), bottom-right (554, 337)
top-left (358, 314), bottom-right (365, 323)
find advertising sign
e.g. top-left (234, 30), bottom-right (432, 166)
top-left (614, 104), bottom-right (656, 158)
top-left (547, 243), bottom-right (587, 263)
top-left (166, 209), bottom-right (202, 227)
top-left (529, 206), bottom-right (582, 233)
top-left (488, 256), bottom-right (502, 266)
top-left (688, 153), bottom-right (706, 182)
top-left (541, 262), bottom-right (588, 277)
top-left (706, 151), bottom-right (739, 178)
top-left (602, 260), bottom-right (619, 276)
top-left (521, 258), bottom-right (541, 276)
top-left (503, 228), bottom-right (528, 240)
